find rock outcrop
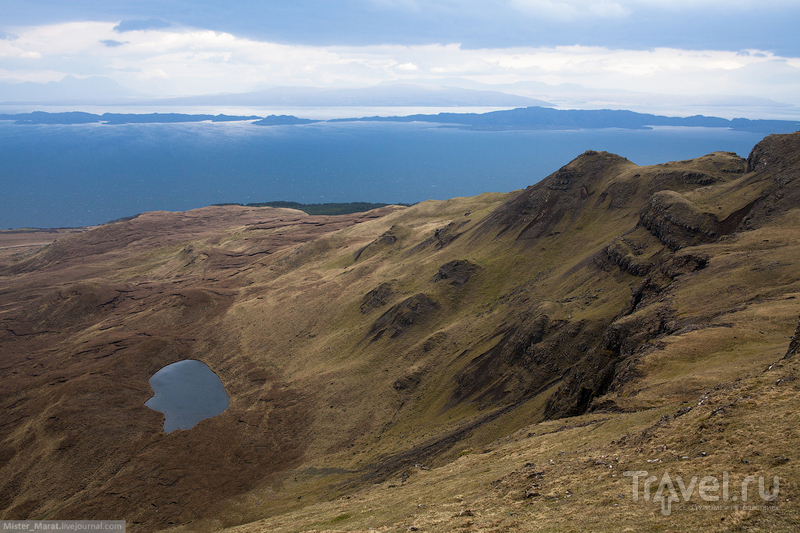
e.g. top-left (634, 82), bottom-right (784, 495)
top-left (432, 259), bottom-right (480, 286)
top-left (638, 190), bottom-right (719, 250)
top-left (786, 315), bottom-right (800, 359)
top-left (367, 293), bottom-right (439, 341)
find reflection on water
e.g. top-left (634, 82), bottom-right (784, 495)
top-left (145, 359), bottom-right (230, 433)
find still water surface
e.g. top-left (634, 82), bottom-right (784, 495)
top-left (145, 359), bottom-right (230, 433)
top-left (0, 119), bottom-right (764, 229)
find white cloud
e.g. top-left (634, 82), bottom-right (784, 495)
top-left (629, 0), bottom-right (795, 8)
top-left (509, 0), bottom-right (631, 19)
top-left (1, 21), bottom-right (798, 105)
top-left (0, 40), bottom-right (41, 59)
top-left (508, 0), bottom-right (796, 18)
top-left (10, 22), bottom-right (112, 56)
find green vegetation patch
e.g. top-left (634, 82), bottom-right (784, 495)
top-left (329, 512), bottom-right (353, 523)
top-left (215, 201), bottom-right (413, 215)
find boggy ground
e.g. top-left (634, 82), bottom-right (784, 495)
top-left (1, 132), bottom-right (799, 532)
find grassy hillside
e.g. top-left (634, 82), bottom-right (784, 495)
top-left (1, 133), bottom-right (799, 532)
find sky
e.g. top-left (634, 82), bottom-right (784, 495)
top-left (1, 1), bottom-right (800, 113)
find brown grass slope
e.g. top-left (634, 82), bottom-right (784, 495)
top-left (0, 132), bottom-right (799, 532)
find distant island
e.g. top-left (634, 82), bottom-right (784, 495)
top-left (251, 115), bottom-right (320, 126)
top-left (2, 107), bottom-right (799, 133)
top-left (328, 107), bottom-right (800, 134)
top-left (0, 111), bottom-right (262, 125)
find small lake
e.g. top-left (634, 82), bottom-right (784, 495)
top-left (145, 359), bottom-right (230, 433)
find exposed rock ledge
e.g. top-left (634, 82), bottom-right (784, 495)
top-left (638, 190), bottom-right (718, 250)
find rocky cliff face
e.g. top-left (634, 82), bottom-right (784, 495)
top-left (1, 132), bottom-right (798, 531)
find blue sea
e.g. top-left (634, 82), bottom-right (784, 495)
top-left (0, 116), bottom-right (765, 229)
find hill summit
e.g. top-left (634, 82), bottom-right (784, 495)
top-left (1, 132), bottom-right (800, 531)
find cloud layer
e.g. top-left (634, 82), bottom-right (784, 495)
top-left (2, 1), bottom-right (799, 54)
top-left (1, 21), bottom-right (798, 108)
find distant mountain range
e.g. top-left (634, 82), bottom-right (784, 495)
top-left (147, 83), bottom-right (552, 107)
top-left (3, 76), bottom-right (796, 121)
top-left (0, 77), bottom-right (549, 107)
top-left (0, 75), bottom-right (142, 103)
top-left (3, 107), bottom-right (799, 133)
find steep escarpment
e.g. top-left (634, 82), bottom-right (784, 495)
top-left (476, 150), bottom-right (636, 242)
top-left (637, 190), bottom-right (721, 250)
top-left (463, 145), bottom-right (756, 420)
top-left (739, 132), bottom-right (800, 229)
top-left (1, 132), bottom-right (799, 532)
